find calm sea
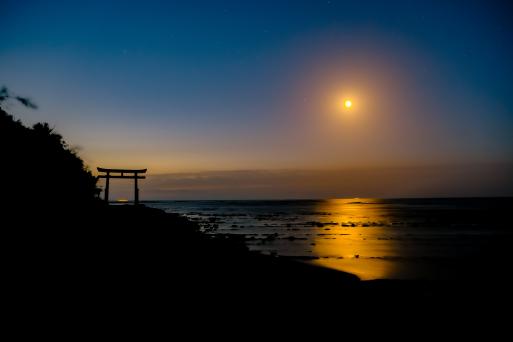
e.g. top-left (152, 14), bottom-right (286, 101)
top-left (145, 198), bottom-right (512, 280)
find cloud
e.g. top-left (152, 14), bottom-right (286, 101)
top-left (111, 163), bottom-right (513, 200)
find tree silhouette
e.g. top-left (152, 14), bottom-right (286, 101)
top-left (0, 87), bottom-right (100, 212)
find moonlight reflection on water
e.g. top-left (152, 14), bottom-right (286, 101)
top-left (147, 198), bottom-right (512, 281)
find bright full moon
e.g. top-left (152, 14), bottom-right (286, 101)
top-left (344, 100), bottom-right (352, 108)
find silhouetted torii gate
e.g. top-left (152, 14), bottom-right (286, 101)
top-left (97, 167), bottom-right (147, 205)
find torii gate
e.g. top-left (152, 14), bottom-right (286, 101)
top-left (97, 167), bottom-right (147, 205)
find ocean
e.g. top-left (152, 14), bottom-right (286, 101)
top-left (145, 198), bottom-right (512, 280)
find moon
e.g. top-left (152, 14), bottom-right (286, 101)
top-left (344, 100), bottom-right (352, 109)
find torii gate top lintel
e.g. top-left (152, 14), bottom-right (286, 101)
top-left (97, 167), bottom-right (147, 205)
top-left (97, 167), bottom-right (147, 174)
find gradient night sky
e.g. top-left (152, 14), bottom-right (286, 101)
top-left (1, 0), bottom-right (512, 199)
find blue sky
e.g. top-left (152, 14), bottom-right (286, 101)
top-left (1, 0), bottom-right (512, 198)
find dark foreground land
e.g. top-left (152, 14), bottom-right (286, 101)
top-left (5, 204), bottom-right (513, 326)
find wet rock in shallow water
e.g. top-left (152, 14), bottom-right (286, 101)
top-left (284, 236), bottom-right (307, 241)
top-left (290, 256), bottom-right (320, 260)
top-left (262, 233), bottom-right (278, 241)
top-left (306, 221), bottom-right (325, 227)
